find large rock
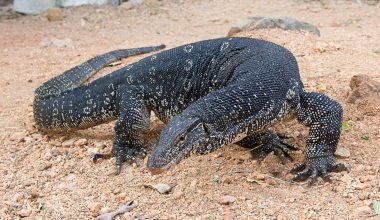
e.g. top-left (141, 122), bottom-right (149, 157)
top-left (13, 0), bottom-right (118, 15)
top-left (347, 74), bottom-right (380, 104)
top-left (228, 16), bottom-right (320, 37)
top-left (13, 0), bottom-right (54, 15)
top-left (57, 0), bottom-right (114, 7)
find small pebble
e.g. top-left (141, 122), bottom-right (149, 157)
top-left (47, 7), bottom-right (63, 21)
top-left (190, 180), bottom-right (197, 189)
top-left (14, 193), bottom-right (23, 203)
top-left (334, 146), bottom-right (350, 158)
top-left (340, 174), bottom-right (352, 184)
top-left (100, 206), bottom-right (112, 214)
top-left (116, 192), bottom-right (128, 203)
top-left (173, 189), bottom-right (184, 199)
top-left (38, 162), bottom-right (52, 171)
top-left (88, 202), bottom-right (102, 213)
top-left (62, 139), bottom-right (75, 148)
top-left (50, 140), bottom-right (62, 147)
top-left (354, 183), bottom-right (370, 190)
top-left (222, 176), bottom-right (233, 184)
top-left (43, 151), bottom-right (52, 160)
top-left (359, 175), bottom-right (373, 183)
top-left (358, 192), bottom-right (370, 200)
top-left (17, 208), bottom-right (31, 217)
top-left (255, 173), bottom-right (266, 181)
top-left (354, 206), bottom-right (372, 216)
top-left (23, 136), bottom-right (34, 145)
top-left (74, 138), bottom-right (88, 146)
top-left (266, 178), bottom-right (278, 186)
top-left (10, 132), bottom-right (25, 142)
top-left (94, 141), bottom-right (106, 149)
top-left (218, 195), bottom-right (237, 205)
top-left (50, 148), bottom-right (61, 156)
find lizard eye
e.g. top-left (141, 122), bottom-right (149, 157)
top-left (178, 135), bottom-right (185, 141)
top-left (174, 134), bottom-right (185, 143)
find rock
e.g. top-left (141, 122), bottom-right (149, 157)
top-left (37, 162), bottom-right (52, 171)
top-left (218, 195), bottom-right (237, 205)
top-left (145, 183), bottom-right (174, 194)
top-left (50, 148), bottom-right (61, 156)
top-left (358, 192), bottom-right (370, 200)
top-left (14, 193), bottom-right (23, 203)
top-left (116, 192), bottom-right (129, 203)
top-left (354, 206), bottom-right (372, 217)
top-left (43, 151), bottom-right (52, 160)
top-left (13, 0), bottom-right (54, 15)
top-left (49, 140), bottom-right (62, 147)
top-left (38, 38), bottom-right (75, 49)
top-left (87, 147), bottom-right (99, 154)
top-left (228, 16), bottom-right (320, 37)
top-left (334, 146), bottom-right (351, 159)
top-left (23, 136), bottom-right (34, 145)
top-left (74, 138), bottom-right (88, 146)
top-left (17, 208), bottom-right (31, 217)
top-left (222, 176), bottom-right (233, 184)
top-left (353, 164), bottom-right (365, 173)
top-left (47, 7), bottom-right (63, 21)
top-left (190, 180), bottom-right (197, 189)
top-left (61, 138), bottom-right (75, 148)
top-left (0, 0), bottom-right (12, 6)
top-left (255, 173), bottom-right (266, 181)
top-left (94, 141), bottom-right (106, 149)
top-left (340, 174), bottom-right (353, 184)
top-left (10, 132), bottom-right (25, 142)
top-left (88, 202), bottom-right (102, 213)
top-left (228, 19), bottom-right (255, 36)
top-left (359, 175), bottom-right (373, 183)
top-left (347, 74), bottom-right (380, 104)
top-left (172, 189), bottom-right (184, 199)
top-left (119, 0), bottom-right (143, 10)
top-left (266, 178), bottom-right (278, 186)
top-left (100, 206), bottom-right (112, 214)
top-left (57, 0), bottom-right (113, 7)
top-left (354, 182), bottom-right (370, 190)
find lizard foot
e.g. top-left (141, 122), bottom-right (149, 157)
top-left (91, 147), bottom-right (146, 175)
top-left (250, 133), bottom-right (298, 163)
top-left (291, 156), bottom-right (348, 185)
top-left (114, 147), bottom-right (147, 174)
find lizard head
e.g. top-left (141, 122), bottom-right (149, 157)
top-left (147, 115), bottom-right (209, 175)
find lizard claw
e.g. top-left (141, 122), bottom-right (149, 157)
top-left (91, 147), bottom-right (147, 175)
top-left (291, 156), bottom-right (348, 185)
top-left (91, 152), bottom-right (113, 163)
top-left (250, 133), bottom-right (298, 163)
top-left (113, 147), bottom-right (147, 174)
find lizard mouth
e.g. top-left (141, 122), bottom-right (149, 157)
top-left (148, 163), bottom-right (174, 175)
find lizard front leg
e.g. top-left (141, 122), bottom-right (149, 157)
top-left (93, 85), bottom-right (150, 174)
top-left (293, 91), bottom-right (348, 185)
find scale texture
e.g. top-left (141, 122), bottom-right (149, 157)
top-left (34, 37), bottom-right (345, 182)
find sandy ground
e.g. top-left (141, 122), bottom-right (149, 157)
top-left (1, 0), bottom-right (380, 219)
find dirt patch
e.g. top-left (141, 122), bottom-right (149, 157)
top-left (1, 0), bottom-right (380, 219)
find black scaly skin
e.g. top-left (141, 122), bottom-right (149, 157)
top-left (145, 38), bottom-right (346, 184)
top-left (34, 45), bottom-right (166, 166)
top-left (34, 38), bottom-right (346, 184)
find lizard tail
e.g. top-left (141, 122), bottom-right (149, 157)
top-left (35, 44), bottom-right (165, 98)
